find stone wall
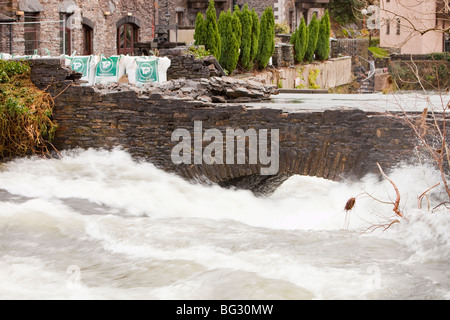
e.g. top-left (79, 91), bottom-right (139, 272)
top-left (330, 38), bottom-right (369, 69)
top-left (247, 56), bottom-right (353, 89)
top-left (158, 0), bottom-right (232, 27)
top-left (27, 58), bottom-right (422, 194)
top-left (235, 0), bottom-right (273, 16)
top-left (272, 44), bottom-right (294, 68)
top-left (158, 46), bottom-right (225, 80)
top-left (388, 54), bottom-right (450, 90)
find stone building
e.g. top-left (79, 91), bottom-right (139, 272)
top-left (0, 0), bottom-right (332, 56)
top-left (0, 0), bottom-right (156, 56)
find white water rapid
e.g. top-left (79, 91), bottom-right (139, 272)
top-left (0, 148), bottom-right (448, 300)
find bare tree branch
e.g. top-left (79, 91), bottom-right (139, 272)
top-left (377, 162), bottom-right (403, 217)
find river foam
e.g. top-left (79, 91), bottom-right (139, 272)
top-left (0, 148), bottom-right (448, 299)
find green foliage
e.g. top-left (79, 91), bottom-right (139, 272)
top-left (290, 28), bottom-right (297, 45)
top-left (256, 7), bottom-right (275, 70)
top-left (428, 52), bottom-right (450, 62)
top-left (295, 66), bottom-right (306, 89)
top-left (233, 4), bottom-right (242, 19)
top-left (0, 60), bottom-right (57, 158)
top-left (275, 22), bottom-right (289, 34)
top-left (293, 18), bottom-right (308, 64)
top-left (193, 12), bottom-right (206, 46)
top-left (249, 8), bottom-right (260, 68)
top-left (186, 45), bottom-right (211, 59)
top-left (304, 13), bottom-right (319, 62)
top-left (368, 47), bottom-right (389, 58)
top-left (308, 68), bottom-right (321, 89)
top-left (236, 4), bottom-right (253, 70)
top-left (315, 10), bottom-right (331, 61)
top-left (370, 37), bottom-right (380, 48)
top-left (328, 0), bottom-right (363, 25)
top-left (218, 9), bottom-right (241, 74)
top-left (204, 0), bottom-right (221, 61)
top-left (0, 60), bottom-right (30, 83)
top-left (231, 7), bottom-right (242, 47)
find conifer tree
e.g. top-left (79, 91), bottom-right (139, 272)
top-left (249, 8), bottom-right (260, 68)
top-left (294, 17), bottom-right (308, 63)
top-left (204, 0), bottom-right (221, 61)
top-left (238, 4), bottom-right (253, 70)
top-left (304, 13), bottom-right (319, 62)
top-left (315, 10), bottom-right (331, 61)
top-left (232, 7), bottom-right (242, 48)
top-left (256, 7), bottom-right (275, 69)
top-left (193, 12), bottom-right (206, 46)
top-left (218, 10), bottom-right (241, 74)
top-left (290, 27), bottom-right (297, 45)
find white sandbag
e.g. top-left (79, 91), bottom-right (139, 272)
top-left (69, 55), bottom-right (97, 86)
top-left (157, 57), bottom-right (171, 83)
top-left (11, 54), bottom-right (40, 60)
top-left (94, 55), bottom-right (125, 85)
top-left (126, 56), bottom-right (171, 86)
top-left (0, 53), bottom-right (11, 60)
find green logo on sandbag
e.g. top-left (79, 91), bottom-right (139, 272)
top-left (70, 57), bottom-right (89, 77)
top-left (96, 57), bottom-right (119, 77)
top-left (136, 59), bottom-right (159, 84)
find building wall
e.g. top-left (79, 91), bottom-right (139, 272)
top-left (4, 0), bottom-right (156, 56)
top-left (0, 1), bottom-right (13, 16)
top-left (158, 0), bottom-right (233, 27)
top-left (235, 0), bottom-right (273, 17)
top-left (380, 0), bottom-right (444, 54)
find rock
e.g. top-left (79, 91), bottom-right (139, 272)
top-left (180, 87), bottom-right (195, 94)
top-left (211, 95), bottom-right (226, 103)
top-left (198, 95), bottom-right (212, 103)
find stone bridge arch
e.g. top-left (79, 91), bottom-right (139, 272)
top-left (30, 59), bottom-right (421, 195)
top-left (165, 107), bottom-right (417, 194)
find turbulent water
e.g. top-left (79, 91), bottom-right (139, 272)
top-left (0, 148), bottom-right (449, 300)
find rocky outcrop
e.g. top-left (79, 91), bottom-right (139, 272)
top-left (97, 76), bottom-right (279, 104)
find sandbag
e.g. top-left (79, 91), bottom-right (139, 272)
top-left (95, 55), bottom-right (124, 85)
top-left (126, 56), bottom-right (171, 86)
top-left (0, 53), bottom-right (11, 60)
top-left (69, 55), bottom-right (97, 86)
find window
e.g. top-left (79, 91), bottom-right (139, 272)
top-left (24, 13), bottom-right (39, 55)
top-left (83, 24), bottom-right (93, 55)
top-left (396, 18), bottom-right (401, 35)
top-left (176, 11), bottom-right (184, 26)
top-left (289, 10), bottom-right (294, 33)
top-left (60, 13), bottom-right (72, 55)
top-left (385, 19), bottom-right (390, 35)
top-left (117, 23), bottom-right (139, 55)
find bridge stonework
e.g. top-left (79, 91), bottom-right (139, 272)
top-left (33, 59), bottom-right (418, 194)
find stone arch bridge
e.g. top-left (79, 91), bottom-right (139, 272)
top-left (31, 59), bottom-right (426, 194)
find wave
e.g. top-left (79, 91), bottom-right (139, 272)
top-left (0, 148), bottom-right (449, 299)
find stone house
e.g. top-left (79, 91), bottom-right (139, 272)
top-left (380, 0), bottom-right (449, 54)
top-left (0, 0), bottom-right (156, 56)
